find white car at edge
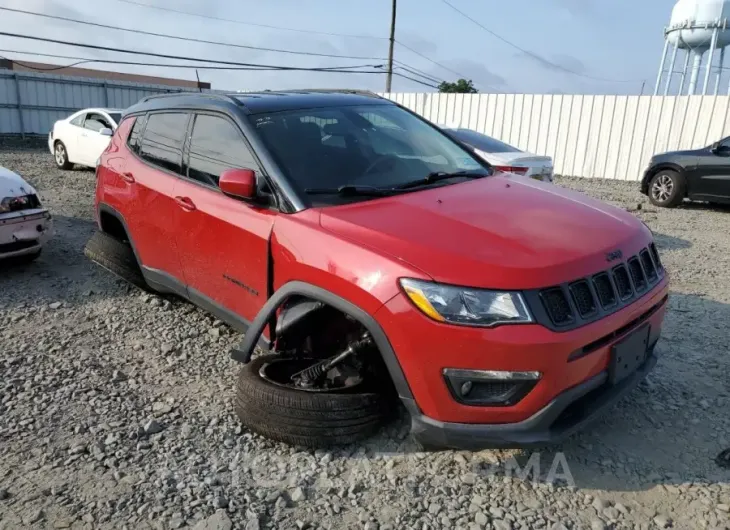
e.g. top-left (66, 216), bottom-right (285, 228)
top-left (438, 125), bottom-right (554, 183)
top-left (0, 166), bottom-right (53, 262)
top-left (48, 108), bottom-right (123, 170)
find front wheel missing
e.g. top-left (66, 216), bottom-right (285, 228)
top-left (259, 357), bottom-right (363, 393)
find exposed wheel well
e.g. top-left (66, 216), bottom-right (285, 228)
top-left (99, 211), bottom-right (129, 243)
top-left (272, 295), bottom-right (398, 397)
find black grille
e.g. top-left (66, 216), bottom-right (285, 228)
top-left (569, 281), bottom-right (597, 317)
top-left (628, 257), bottom-right (647, 292)
top-left (640, 250), bottom-right (657, 281)
top-left (593, 273), bottom-right (617, 308)
top-left (613, 265), bottom-right (633, 300)
top-left (541, 288), bottom-right (573, 325)
top-left (649, 243), bottom-right (662, 271)
top-left (534, 244), bottom-right (664, 331)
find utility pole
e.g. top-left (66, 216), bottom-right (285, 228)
top-left (386, 0), bottom-right (397, 92)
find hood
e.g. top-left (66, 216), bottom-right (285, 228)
top-left (319, 175), bottom-right (651, 290)
top-left (0, 166), bottom-right (36, 198)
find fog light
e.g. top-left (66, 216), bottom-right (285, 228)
top-left (443, 368), bottom-right (541, 407)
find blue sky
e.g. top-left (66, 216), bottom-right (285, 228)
top-left (0, 0), bottom-right (672, 94)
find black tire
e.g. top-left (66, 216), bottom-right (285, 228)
top-left (235, 355), bottom-right (390, 448)
top-left (648, 169), bottom-right (685, 208)
top-left (84, 231), bottom-right (148, 290)
top-left (53, 140), bottom-right (73, 170)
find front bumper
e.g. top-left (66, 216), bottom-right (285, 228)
top-left (407, 345), bottom-right (658, 449)
top-left (0, 209), bottom-right (53, 259)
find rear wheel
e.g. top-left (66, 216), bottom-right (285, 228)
top-left (54, 141), bottom-right (73, 170)
top-left (84, 230), bottom-right (149, 290)
top-left (648, 170), bottom-right (685, 208)
top-left (235, 354), bottom-right (390, 448)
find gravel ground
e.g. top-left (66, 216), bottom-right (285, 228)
top-left (1, 147), bottom-right (729, 530)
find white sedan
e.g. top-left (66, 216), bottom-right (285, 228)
top-left (48, 108), bottom-right (122, 170)
top-left (440, 126), bottom-right (554, 182)
top-left (0, 166), bottom-right (53, 262)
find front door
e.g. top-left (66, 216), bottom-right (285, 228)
top-left (173, 112), bottom-right (276, 327)
top-left (77, 112), bottom-right (114, 166)
top-left (695, 137), bottom-right (730, 199)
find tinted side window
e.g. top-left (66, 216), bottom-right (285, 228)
top-left (127, 115), bottom-right (146, 153)
top-left (720, 137), bottom-right (730, 149)
top-left (70, 113), bottom-right (86, 127)
top-left (139, 113), bottom-right (189, 174)
top-left (188, 114), bottom-right (258, 187)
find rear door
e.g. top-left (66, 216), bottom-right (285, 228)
top-left (694, 137), bottom-right (730, 199)
top-left (173, 112), bottom-right (276, 327)
top-left (77, 112), bottom-right (115, 166)
top-left (123, 112), bottom-right (190, 291)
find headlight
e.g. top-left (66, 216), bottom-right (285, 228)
top-left (400, 278), bottom-right (533, 327)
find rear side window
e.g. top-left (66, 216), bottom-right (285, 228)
top-left (187, 114), bottom-right (258, 187)
top-left (70, 113), bottom-right (86, 127)
top-left (138, 113), bottom-right (189, 174)
top-left (127, 115), bottom-right (146, 153)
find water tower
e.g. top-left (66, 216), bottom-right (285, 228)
top-left (654, 0), bottom-right (730, 95)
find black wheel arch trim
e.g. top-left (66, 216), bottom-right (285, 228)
top-left (641, 163), bottom-right (685, 194)
top-left (230, 281), bottom-right (416, 403)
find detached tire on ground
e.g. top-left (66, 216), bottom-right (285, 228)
top-left (235, 355), bottom-right (390, 447)
top-left (648, 169), bottom-right (685, 208)
top-left (84, 231), bottom-right (148, 290)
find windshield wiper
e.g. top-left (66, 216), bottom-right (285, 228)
top-left (304, 184), bottom-right (402, 197)
top-left (395, 170), bottom-right (489, 190)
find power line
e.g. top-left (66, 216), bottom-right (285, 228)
top-left (437, 0), bottom-right (643, 83)
top-left (0, 6), bottom-right (385, 61)
top-left (113, 0), bottom-right (387, 41)
top-left (393, 59), bottom-right (445, 83)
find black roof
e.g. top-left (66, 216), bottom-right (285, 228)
top-left (124, 89), bottom-right (391, 117)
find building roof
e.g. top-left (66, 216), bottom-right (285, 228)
top-left (0, 59), bottom-right (211, 89)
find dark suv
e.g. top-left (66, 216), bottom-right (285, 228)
top-left (86, 90), bottom-right (668, 449)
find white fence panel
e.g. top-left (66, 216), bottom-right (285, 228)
top-left (381, 92), bottom-right (730, 181)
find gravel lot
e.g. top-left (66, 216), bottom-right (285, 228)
top-left (1, 145), bottom-right (729, 530)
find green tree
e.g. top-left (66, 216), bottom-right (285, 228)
top-left (437, 79), bottom-right (478, 93)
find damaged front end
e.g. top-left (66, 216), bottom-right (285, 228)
top-left (0, 192), bottom-right (53, 260)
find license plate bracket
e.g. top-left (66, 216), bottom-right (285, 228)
top-left (609, 325), bottom-right (650, 384)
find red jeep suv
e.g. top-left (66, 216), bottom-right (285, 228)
top-left (88, 90), bottom-right (669, 449)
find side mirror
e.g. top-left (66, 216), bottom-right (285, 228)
top-left (100, 128), bottom-right (113, 137)
top-left (220, 168), bottom-right (256, 200)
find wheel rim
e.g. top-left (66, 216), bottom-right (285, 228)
top-left (55, 144), bottom-right (65, 165)
top-left (651, 174), bottom-right (673, 202)
top-left (259, 358), bottom-right (362, 393)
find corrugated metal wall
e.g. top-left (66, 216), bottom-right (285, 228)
top-left (0, 69), bottom-right (197, 135)
top-left (380, 93), bottom-right (730, 181)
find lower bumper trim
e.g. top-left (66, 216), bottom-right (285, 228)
top-left (407, 350), bottom-right (658, 450)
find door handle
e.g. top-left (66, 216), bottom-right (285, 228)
top-left (174, 196), bottom-right (196, 211)
top-left (120, 172), bottom-right (135, 184)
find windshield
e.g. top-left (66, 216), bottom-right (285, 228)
top-left (109, 113), bottom-right (122, 126)
top-left (446, 128), bottom-right (522, 154)
top-left (251, 104), bottom-right (489, 202)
